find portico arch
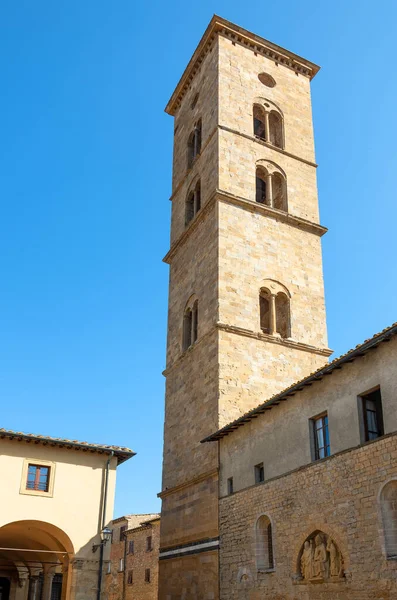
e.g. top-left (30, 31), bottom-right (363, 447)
top-left (0, 521), bottom-right (74, 600)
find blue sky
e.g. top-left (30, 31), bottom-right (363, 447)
top-left (0, 0), bottom-right (396, 517)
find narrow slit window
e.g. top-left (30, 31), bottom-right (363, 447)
top-left (227, 477), bottom-right (233, 495)
top-left (145, 568), bottom-right (151, 583)
top-left (255, 463), bottom-right (264, 484)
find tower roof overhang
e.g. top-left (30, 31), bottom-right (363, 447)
top-left (165, 15), bottom-right (321, 116)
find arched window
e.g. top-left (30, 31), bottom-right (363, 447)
top-left (259, 280), bottom-right (291, 338)
top-left (380, 481), bottom-right (397, 558)
top-left (185, 180), bottom-right (201, 226)
top-left (269, 110), bottom-right (283, 148)
top-left (256, 169), bottom-right (267, 204)
top-left (272, 172), bottom-right (287, 212)
top-left (253, 105), bottom-right (266, 141)
top-left (182, 298), bottom-right (198, 351)
top-left (259, 289), bottom-right (271, 333)
top-left (255, 163), bottom-right (287, 212)
top-left (256, 515), bottom-right (274, 571)
top-left (276, 292), bottom-right (290, 338)
top-left (187, 119), bottom-right (202, 169)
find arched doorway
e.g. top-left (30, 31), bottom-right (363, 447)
top-left (0, 521), bottom-right (74, 600)
top-left (0, 577), bottom-right (10, 600)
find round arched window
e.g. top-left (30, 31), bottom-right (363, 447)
top-left (258, 73), bottom-right (276, 88)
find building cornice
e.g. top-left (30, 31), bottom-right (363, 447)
top-left (219, 125), bottom-right (318, 168)
top-left (163, 190), bottom-right (327, 265)
top-left (165, 15), bottom-right (320, 116)
top-left (157, 468), bottom-right (218, 499)
top-left (217, 322), bottom-right (332, 357)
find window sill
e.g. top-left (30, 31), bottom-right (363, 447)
top-left (258, 568), bottom-right (275, 574)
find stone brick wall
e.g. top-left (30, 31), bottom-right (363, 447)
top-left (105, 519), bottom-right (128, 600)
top-left (219, 432), bottom-right (397, 600)
top-left (125, 520), bottom-right (160, 600)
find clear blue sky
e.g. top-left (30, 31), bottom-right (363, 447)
top-left (0, 0), bottom-right (396, 517)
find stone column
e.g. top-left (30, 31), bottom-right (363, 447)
top-left (264, 111), bottom-right (270, 143)
top-left (41, 572), bottom-right (55, 600)
top-left (269, 294), bottom-right (277, 336)
top-left (265, 173), bottom-right (273, 207)
top-left (28, 576), bottom-right (39, 600)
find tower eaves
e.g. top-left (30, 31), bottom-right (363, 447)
top-left (165, 15), bottom-right (321, 116)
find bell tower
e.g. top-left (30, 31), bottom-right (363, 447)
top-left (159, 16), bottom-right (331, 599)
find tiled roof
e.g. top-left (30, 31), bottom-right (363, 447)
top-left (202, 321), bottom-right (397, 442)
top-left (126, 513), bottom-right (160, 533)
top-left (0, 428), bottom-right (135, 464)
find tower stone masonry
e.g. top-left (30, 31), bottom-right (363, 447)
top-left (159, 15), bottom-right (332, 599)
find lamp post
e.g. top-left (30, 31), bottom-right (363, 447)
top-left (93, 526), bottom-right (112, 600)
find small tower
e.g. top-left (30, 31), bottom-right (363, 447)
top-left (159, 16), bottom-right (331, 599)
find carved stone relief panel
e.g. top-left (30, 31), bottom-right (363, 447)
top-left (297, 531), bottom-right (344, 583)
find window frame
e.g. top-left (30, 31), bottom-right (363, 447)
top-left (145, 568), bottom-right (151, 583)
top-left (118, 558), bottom-right (124, 572)
top-left (310, 412), bottom-right (330, 461)
top-left (20, 458), bottom-right (56, 498)
top-left (119, 525), bottom-right (127, 542)
top-left (359, 387), bottom-right (384, 443)
top-left (127, 570), bottom-right (133, 585)
top-left (227, 477), bottom-right (233, 495)
top-left (128, 540), bottom-right (134, 555)
top-left (146, 535), bottom-right (153, 552)
top-left (254, 463), bottom-right (265, 484)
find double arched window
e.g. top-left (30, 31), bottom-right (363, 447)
top-left (256, 515), bottom-right (274, 571)
top-left (380, 481), bottom-right (397, 559)
top-left (256, 162), bottom-right (287, 212)
top-left (259, 280), bottom-right (291, 339)
top-left (253, 100), bottom-right (284, 149)
top-left (187, 119), bottom-right (202, 169)
top-left (182, 296), bottom-right (198, 351)
top-left (185, 180), bottom-right (201, 226)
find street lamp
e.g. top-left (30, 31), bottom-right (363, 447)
top-left (92, 527), bottom-right (112, 553)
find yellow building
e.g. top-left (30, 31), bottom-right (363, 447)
top-left (0, 428), bottom-right (134, 600)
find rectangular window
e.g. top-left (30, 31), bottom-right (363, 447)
top-left (254, 463), bottom-right (265, 484)
top-left (146, 536), bottom-right (152, 551)
top-left (26, 464), bottom-right (50, 492)
top-left (145, 568), bottom-right (151, 583)
top-left (227, 477), bottom-right (233, 495)
top-left (127, 570), bottom-right (133, 585)
top-left (128, 540), bottom-right (134, 554)
top-left (106, 562), bottom-right (111, 575)
top-left (312, 413), bottom-right (330, 460)
top-left (361, 388), bottom-right (384, 442)
top-left (119, 526), bottom-right (127, 542)
top-left (118, 558), bottom-right (124, 572)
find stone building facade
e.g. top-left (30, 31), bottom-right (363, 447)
top-left (106, 514), bottom-right (160, 600)
top-left (203, 323), bottom-right (397, 599)
top-left (160, 15), bottom-right (331, 599)
top-left (0, 428), bottom-right (134, 600)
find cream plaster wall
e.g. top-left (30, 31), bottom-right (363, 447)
top-left (0, 439), bottom-right (117, 557)
top-left (219, 336), bottom-right (397, 496)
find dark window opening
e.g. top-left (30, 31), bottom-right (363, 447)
top-left (362, 388), bottom-right (384, 442)
top-left (127, 570), bottom-right (133, 585)
top-left (312, 414), bottom-right (330, 460)
top-left (119, 525), bottom-right (127, 542)
top-left (255, 463), bottom-right (265, 484)
top-left (187, 120), bottom-right (202, 168)
top-left (146, 536), bottom-right (152, 552)
top-left (145, 568), bottom-right (151, 583)
top-left (256, 176), bottom-right (267, 204)
top-left (227, 477), bottom-right (233, 495)
top-left (26, 464), bottom-right (50, 492)
top-left (128, 540), bottom-right (134, 554)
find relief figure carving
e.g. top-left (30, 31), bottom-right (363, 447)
top-left (297, 531), bottom-right (344, 583)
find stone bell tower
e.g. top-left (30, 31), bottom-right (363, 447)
top-left (158, 15), bottom-right (332, 599)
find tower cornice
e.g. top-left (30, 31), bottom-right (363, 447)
top-left (163, 191), bottom-right (327, 265)
top-left (165, 15), bottom-right (321, 116)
